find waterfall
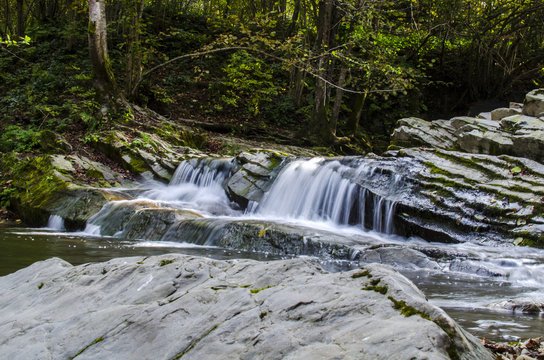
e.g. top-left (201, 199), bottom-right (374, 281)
top-left (170, 157), bottom-right (233, 187)
top-left (253, 158), bottom-right (402, 233)
top-left (142, 157), bottom-right (236, 215)
top-left (45, 215), bottom-right (65, 231)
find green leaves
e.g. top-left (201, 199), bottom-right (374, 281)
top-left (510, 166), bottom-right (522, 175)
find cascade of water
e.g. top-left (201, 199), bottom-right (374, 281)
top-left (254, 158), bottom-right (404, 233)
top-left (170, 157), bottom-right (233, 187)
top-left (161, 218), bottom-right (228, 246)
top-left (142, 158), bottom-right (236, 215)
top-left (45, 215), bottom-right (65, 231)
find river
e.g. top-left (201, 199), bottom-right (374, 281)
top-left (1, 156), bottom-right (543, 342)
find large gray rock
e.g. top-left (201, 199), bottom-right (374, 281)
top-left (456, 128), bottom-right (513, 155)
top-left (523, 89), bottom-right (544, 117)
top-left (390, 117), bottom-right (456, 150)
top-left (226, 149), bottom-right (291, 208)
top-left (389, 89), bottom-right (544, 162)
top-left (393, 148), bottom-right (544, 245)
top-left (490, 107), bottom-right (521, 121)
top-left (0, 255), bottom-right (493, 359)
top-left (1, 154), bottom-right (134, 228)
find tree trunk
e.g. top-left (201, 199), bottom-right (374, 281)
top-left (348, 90), bottom-right (367, 137)
top-left (287, 0), bottom-right (300, 37)
top-left (311, 0), bottom-right (334, 143)
top-left (330, 66), bottom-right (347, 137)
top-left (88, 0), bottom-right (116, 98)
top-left (16, 0), bottom-right (24, 37)
top-left (125, 0), bottom-right (145, 100)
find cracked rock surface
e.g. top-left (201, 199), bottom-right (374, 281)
top-left (0, 254), bottom-right (492, 359)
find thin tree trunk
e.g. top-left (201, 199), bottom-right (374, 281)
top-left (88, 0), bottom-right (116, 98)
top-left (287, 0), bottom-right (300, 36)
top-left (350, 90), bottom-right (367, 137)
top-left (4, 0), bottom-right (13, 36)
top-left (311, 0), bottom-right (334, 142)
top-left (16, 0), bottom-right (25, 36)
top-left (126, 0), bottom-right (145, 100)
top-left (330, 65), bottom-right (347, 137)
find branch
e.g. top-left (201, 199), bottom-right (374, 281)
top-left (0, 45), bottom-right (29, 63)
top-left (141, 46), bottom-right (402, 95)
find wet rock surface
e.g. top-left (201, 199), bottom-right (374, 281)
top-left (0, 254), bottom-right (493, 360)
top-left (0, 153), bottom-right (135, 228)
top-left (226, 149), bottom-right (291, 208)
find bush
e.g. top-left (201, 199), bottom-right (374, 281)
top-left (0, 126), bottom-right (40, 153)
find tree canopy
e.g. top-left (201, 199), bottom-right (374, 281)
top-left (1, 0), bottom-right (543, 151)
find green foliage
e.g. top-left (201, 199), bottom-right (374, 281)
top-left (213, 50), bottom-right (281, 115)
top-left (0, 126), bottom-right (40, 153)
top-left (1, 0), bottom-right (543, 153)
top-left (0, 35), bottom-right (31, 46)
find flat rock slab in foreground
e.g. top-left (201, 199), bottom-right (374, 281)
top-left (0, 255), bottom-right (492, 360)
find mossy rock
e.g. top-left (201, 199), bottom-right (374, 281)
top-left (89, 129), bottom-right (199, 182)
top-left (37, 130), bottom-right (73, 154)
top-left (0, 153), bottom-right (129, 228)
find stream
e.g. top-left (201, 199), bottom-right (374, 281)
top-left (2, 156), bottom-right (544, 342)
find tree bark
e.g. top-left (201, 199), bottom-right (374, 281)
top-left (16, 0), bottom-right (24, 37)
top-left (126, 0), bottom-right (145, 100)
top-left (88, 0), bottom-right (116, 98)
top-left (311, 0), bottom-right (334, 142)
top-left (330, 65), bottom-right (347, 137)
top-left (287, 0), bottom-right (300, 37)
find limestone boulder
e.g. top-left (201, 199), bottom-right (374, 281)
top-left (0, 154), bottom-right (133, 228)
top-left (490, 107), bottom-right (521, 121)
top-left (523, 88), bottom-right (544, 117)
top-left (226, 149), bottom-right (291, 208)
top-left (390, 117), bottom-right (456, 150)
top-left (389, 89), bottom-right (544, 163)
top-left (0, 255), bottom-right (493, 359)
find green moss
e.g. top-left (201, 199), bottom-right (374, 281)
top-left (159, 259), bottom-right (174, 266)
top-left (250, 285), bottom-right (275, 293)
top-left (363, 284), bottom-right (388, 294)
top-left (0, 154), bottom-right (69, 225)
top-left (125, 154), bottom-right (149, 174)
top-left (259, 312), bottom-right (267, 319)
top-left (210, 286), bottom-right (227, 290)
top-left (433, 150), bottom-right (507, 180)
top-left (85, 168), bottom-right (104, 179)
top-left (37, 282), bottom-right (44, 289)
top-left (172, 324), bottom-right (218, 359)
top-left (428, 163), bottom-right (458, 178)
top-left (69, 336), bottom-right (104, 359)
top-left (362, 278), bottom-right (388, 294)
top-left (388, 296), bottom-right (431, 320)
top-left (351, 270), bottom-right (372, 279)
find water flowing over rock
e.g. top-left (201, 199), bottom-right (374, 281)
top-left (254, 156), bottom-right (400, 233)
top-left (0, 254), bottom-right (493, 360)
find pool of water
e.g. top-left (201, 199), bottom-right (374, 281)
top-left (1, 225), bottom-right (542, 342)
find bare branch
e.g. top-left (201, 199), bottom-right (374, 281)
top-left (142, 46), bottom-right (401, 95)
